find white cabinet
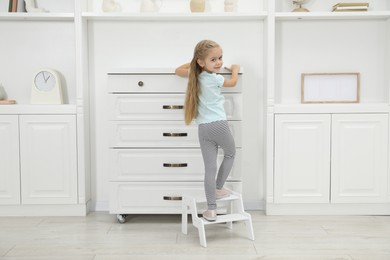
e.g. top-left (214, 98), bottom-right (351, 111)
top-left (0, 115), bottom-right (77, 206)
top-left (273, 113), bottom-right (388, 211)
top-left (19, 115), bottom-right (78, 204)
top-left (274, 114), bottom-right (331, 204)
top-left (107, 69), bottom-right (243, 220)
top-left (0, 115), bottom-right (20, 205)
top-left (331, 114), bottom-right (388, 204)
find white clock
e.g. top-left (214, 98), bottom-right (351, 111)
top-left (31, 69), bottom-right (63, 104)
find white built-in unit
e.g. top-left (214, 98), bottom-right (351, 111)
top-left (107, 69), bottom-right (243, 222)
top-left (267, 1), bottom-right (390, 215)
top-left (1, 0), bottom-right (390, 216)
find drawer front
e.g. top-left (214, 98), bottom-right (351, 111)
top-left (107, 73), bottom-right (242, 93)
top-left (108, 94), bottom-right (242, 121)
top-left (109, 148), bottom-right (242, 181)
top-left (109, 181), bottom-right (242, 214)
top-left (109, 121), bottom-right (242, 148)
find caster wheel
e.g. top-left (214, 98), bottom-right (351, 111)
top-left (117, 214), bottom-right (128, 224)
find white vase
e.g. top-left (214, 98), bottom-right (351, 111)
top-left (140, 0), bottom-right (162, 12)
top-left (224, 0), bottom-right (237, 12)
top-left (102, 0), bottom-right (121, 12)
top-left (24, 0), bottom-right (47, 12)
top-left (190, 0), bottom-right (205, 12)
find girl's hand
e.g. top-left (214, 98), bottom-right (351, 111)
top-left (224, 64), bottom-right (240, 73)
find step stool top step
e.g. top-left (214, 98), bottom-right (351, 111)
top-left (201, 213), bottom-right (249, 225)
top-left (191, 194), bottom-right (240, 203)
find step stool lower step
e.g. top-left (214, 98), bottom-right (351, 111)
top-left (201, 213), bottom-right (249, 225)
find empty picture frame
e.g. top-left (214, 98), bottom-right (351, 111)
top-left (301, 73), bottom-right (360, 103)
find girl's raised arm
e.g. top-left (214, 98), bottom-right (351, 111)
top-left (175, 63), bottom-right (190, 77)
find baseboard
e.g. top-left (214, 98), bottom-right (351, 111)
top-left (266, 203), bottom-right (390, 215)
top-left (244, 199), bottom-right (264, 211)
top-left (0, 203), bottom-right (90, 217)
top-left (93, 200), bottom-right (109, 211)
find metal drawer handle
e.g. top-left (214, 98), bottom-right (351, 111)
top-left (163, 163), bottom-right (188, 168)
top-left (163, 196), bottom-right (182, 201)
top-left (138, 81), bottom-right (144, 87)
top-left (163, 133), bottom-right (188, 137)
top-left (163, 105), bottom-right (184, 110)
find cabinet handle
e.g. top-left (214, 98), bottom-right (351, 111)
top-left (163, 196), bottom-right (182, 201)
top-left (163, 163), bottom-right (188, 168)
top-left (138, 81), bottom-right (144, 87)
top-left (162, 105), bottom-right (184, 110)
top-left (163, 133), bottom-right (188, 137)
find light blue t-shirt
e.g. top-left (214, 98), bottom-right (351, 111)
top-left (196, 71), bottom-right (226, 125)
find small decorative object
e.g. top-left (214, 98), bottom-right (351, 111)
top-left (31, 69), bottom-right (63, 104)
top-left (0, 84), bottom-right (16, 104)
top-left (224, 0), bottom-right (237, 12)
top-left (0, 85), bottom-right (7, 100)
top-left (332, 2), bottom-right (369, 12)
top-left (140, 0), bottom-right (162, 12)
top-left (301, 73), bottom-right (360, 104)
top-left (291, 0), bottom-right (311, 12)
top-left (102, 0), bottom-right (121, 12)
top-left (24, 0), bottom-right (47, 12)
top-left (190, 0), bottom-right (205, 12)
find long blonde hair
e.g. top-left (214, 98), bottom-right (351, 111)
top-left (184, 40), bottom-right (220, 125)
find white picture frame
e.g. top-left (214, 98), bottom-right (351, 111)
top-left (301, 73), bottom-right (360, 104)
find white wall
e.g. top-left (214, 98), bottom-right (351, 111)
top-left (88, 19), bottom-right (265, 210)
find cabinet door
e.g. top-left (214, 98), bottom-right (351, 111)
top-left (19, 115), bottom-right (77, 204)
top-left (274, 114), bottom-right (331, 203)
top-left (0, 115), bottom-right (20, 205)
top-left (331, 114), bottom-right (388, 203)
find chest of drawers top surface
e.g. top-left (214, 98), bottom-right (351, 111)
top-left (107, 68), bottom-right (243, 93)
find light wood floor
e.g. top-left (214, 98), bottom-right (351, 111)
top-left (0, 211), bottom-right (390, 260)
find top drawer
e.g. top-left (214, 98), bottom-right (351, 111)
top-left (107, 73), bottom-right (242, 93)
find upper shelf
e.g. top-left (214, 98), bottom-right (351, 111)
top-left (3, 11), bottom-right (389, 22)
top-left (81, 12), bottom-right (267, 21)
top-left (275, 11), bottom-right (390, 20)
top-left (0, 12), bottom-right (74, 21)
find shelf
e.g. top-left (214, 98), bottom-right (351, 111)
top-left (273, 103), bottom-right (390, 114)
top-left (0, 12), bottom-right (74, 21)
top-left (275, 11), bottom-right (390, 21)
top-left (0, 104), bottom-right (77, 114)
top-left (82, 12), bottom-right (267, 21)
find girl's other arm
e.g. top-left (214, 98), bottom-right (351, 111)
top-left (175, 63), bottom-right (190, 77)
top-left (223, 64), bottom-right (240, 87)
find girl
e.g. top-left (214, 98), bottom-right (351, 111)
top-left (176, 40), bottom-right (240, 221)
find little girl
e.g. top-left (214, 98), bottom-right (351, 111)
top-left (176, 40), bottom-right (240, 221)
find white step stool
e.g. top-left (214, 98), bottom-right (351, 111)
top-left (181, 190), bottom-right (255, 247)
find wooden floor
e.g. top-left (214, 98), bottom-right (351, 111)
top-left (0, 211), bottom-right (390, 259)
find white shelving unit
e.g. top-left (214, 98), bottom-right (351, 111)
top-left (1, 0), bottom-right (389, 216)
top-left (0, 0), bottom-right (90, 216)
top-left (267, 0), bottom-right (390, 215)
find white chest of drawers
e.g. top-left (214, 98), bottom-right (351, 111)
top-left (107, 68), bottom-right (243, 222)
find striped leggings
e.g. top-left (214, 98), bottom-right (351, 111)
top-left (198, 120), bottom-right (236, 210)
